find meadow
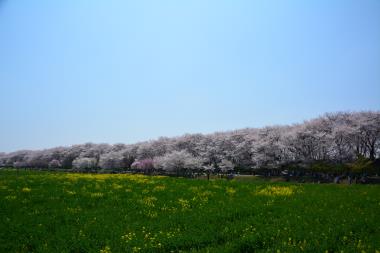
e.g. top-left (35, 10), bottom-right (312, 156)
top-left (0, 170), bottom-right (379, 253)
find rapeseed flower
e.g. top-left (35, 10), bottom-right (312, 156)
top-left (22, 187), bottom-right (31, 192)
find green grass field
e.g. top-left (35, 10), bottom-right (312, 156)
top-left (0, 170), bottom-right (379, 253)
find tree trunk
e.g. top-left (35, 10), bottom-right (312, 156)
top-left (369, 143), bottom-right (375, 160)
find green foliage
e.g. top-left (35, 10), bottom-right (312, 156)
top-left (349, 155), bottom-right (375, 174)
top-left (0, 170), bottom-right (379, 252)
top-left (310, 161), bottom-right (349, 174)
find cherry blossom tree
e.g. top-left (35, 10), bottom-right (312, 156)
top-left (131, 159), bottom-right (155, 174)
top-left (1, 111), bottom-right (379, 177)
top-left (154, 150), bottom-right (203, 176)
top-left (72, 157), bottom-right (97, 171)
top-left (98, 151), bottom-right (124, 170)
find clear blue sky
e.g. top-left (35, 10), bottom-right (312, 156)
top-left (1, 0), bottom-right (379, 152)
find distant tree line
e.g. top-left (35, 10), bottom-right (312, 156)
top-left (1, 111), bottom-right (379, 181)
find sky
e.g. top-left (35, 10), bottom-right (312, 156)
top-left (0, 0), bottom-right (379, 152)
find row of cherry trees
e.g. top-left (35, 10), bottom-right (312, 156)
top-left (0, 111), bottom-right (379, 175)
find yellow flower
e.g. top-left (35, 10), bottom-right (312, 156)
top-left (226, 187), bottom-right (236, 195)
top-left (146, 210), bottom-right (158, 218)
top-left (100, 246), bottom-right (111, 253)
top-left (178, 198), bottom-right (190, 210)
top-left (112, 183), bottom-right (123, 190)
top-left (140, 196), bottom-right (157, 207)
top-left (65, 190), bottom-right (76, 195)
top-left (132, 246), bottom-right (141, 252)
top-left (153, 185), bottom-right (166, 192)
top-left (22, 187), bottom-right (31, 192)
top-left (256, 186), bottom-right (297, 196)
top-left (121, 232), bottom-right (136, 242)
